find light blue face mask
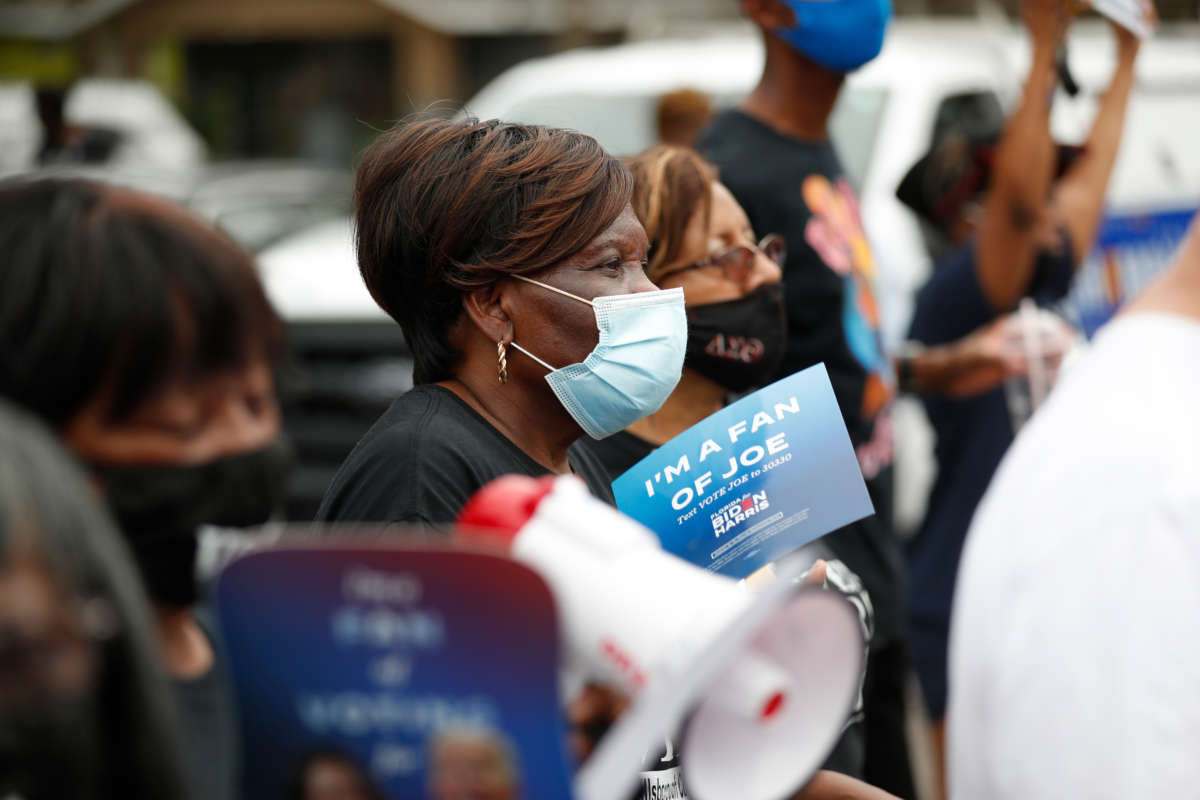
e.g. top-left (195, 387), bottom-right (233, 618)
top-left (509, 276), bottom-right (687, 440)
top-left (776, 0), bottom-right (891, 74)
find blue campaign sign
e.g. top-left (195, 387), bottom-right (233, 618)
top-left (1062, 207), bottom-right (1196, 336)
top-left (215, 543), bottom-right (574, 800)
top-left (612, 364), bottom-right (873, 578)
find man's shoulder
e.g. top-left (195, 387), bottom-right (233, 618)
top-left (698, 110), bottom-right (775, 173)
top-left (696, 109), bottom-right (756, 148)
top-left (700, 110), bottom-right (837, 167)
top-left (699, 111), bottom-right (843, 220)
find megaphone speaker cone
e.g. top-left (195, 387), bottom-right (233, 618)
top-left (682, 589), bottom-right (865, 800)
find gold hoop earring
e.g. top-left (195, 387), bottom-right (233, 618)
top-left (497, 340), bottom-right (508, 384)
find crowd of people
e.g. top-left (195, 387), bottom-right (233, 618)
top-left (0, 0), bottom-right (1195, 798)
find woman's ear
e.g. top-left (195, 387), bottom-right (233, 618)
top-left (462, 283), bottom-right (515, 345)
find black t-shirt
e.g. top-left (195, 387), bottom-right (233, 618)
top-left (174, 611), bottom-right (239, 800)
top-left (905, 236), bottom-right (1074, 718)
top-left (574, 430), bottom-right (656, 484)
top-left (698, 110), bottom-right (903, 645)
top-left (316, 384), bottom-right (615, 527)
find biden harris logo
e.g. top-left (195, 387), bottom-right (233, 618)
top-left (710, 491), bottom-right (770, 538)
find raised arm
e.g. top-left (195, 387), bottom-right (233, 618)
top-left (975, 0), bottom-right (1065, 313)
top-left (1051, 20), bottom-right (1142, 265)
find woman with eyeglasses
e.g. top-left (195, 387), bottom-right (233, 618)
top-left (576, 145), bottom-right (789, 478)
top-left (571, 145), bottom-right (905, 800)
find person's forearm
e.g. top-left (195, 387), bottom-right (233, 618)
top-left (991, 39), bottom-right (1059, 219)
top-left (1053, 49), bottom-right (1137, 261)
top-left (975, 36), bottom-right (1059, 311)
top-left (896, 331), bottom-right (1009, 399)
top-left (896, 342), bottom-right (964, 396)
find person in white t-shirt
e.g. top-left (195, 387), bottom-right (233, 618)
top-left (947, 220), bottom-right (1200, 798)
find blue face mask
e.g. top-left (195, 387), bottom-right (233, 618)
top-left (776, 0), bottom-right (891, 74)
top-left (510, 277), bottom-right (687, 440)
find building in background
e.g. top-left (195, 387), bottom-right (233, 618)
top-left (3, 0), bottom-right (1198, 164)
top-left (0, 0), bottom-right (735, 164)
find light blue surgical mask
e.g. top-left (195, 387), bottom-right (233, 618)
top-left (510, 276), bottom-right (687, 440)
top-left (776, 0), bottom-right (891, 74)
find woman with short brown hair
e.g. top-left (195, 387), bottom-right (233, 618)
top-left (317, 117), bottom-right (688, 526)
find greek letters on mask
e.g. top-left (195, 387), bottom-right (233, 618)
top-left (704, 334), bottom-right (764, 363)
top-left (684, 283), bottom-right (786, 393)
top-left (639, 395), bottom-right (800, 511)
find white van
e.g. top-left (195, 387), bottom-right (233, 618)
top-left (455, 19), bottom-right (1200, 531)
top-left (461, 20), bottom-right (1200, 344)
top-left (257, 20), bottom-right (1200, 528)
top-left (462, 20), bottom-right (1023, 348)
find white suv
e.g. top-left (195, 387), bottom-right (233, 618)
top-left (258, 20), bottom-right (1200, 527)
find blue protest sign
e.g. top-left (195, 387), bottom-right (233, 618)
top-left (612, 364), bottom-right (873, 578)
top-left (215, 543), bottom-right (574, 800)
top-left (1063, 207), bottom-right (1195, 336)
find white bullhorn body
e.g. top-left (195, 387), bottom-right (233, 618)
top-left (458, 474), bottom-right (864, 800)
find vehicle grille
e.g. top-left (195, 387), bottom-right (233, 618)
top-left (279, 319), bottom-right (412, 520)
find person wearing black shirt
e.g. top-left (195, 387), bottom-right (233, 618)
top-left (321, 384), bottom-right (615, 525)
top-left (317, 117), bottom-right (686, 530)
top-left (579, 144), bottom-right (865, 791)
top-left (580, 144), bottom-right (962, 800)
top-left (694, 0), bottom-right (1028, 794)
top-left (694, 0), bottom-right (909, 792)
top-left (896, 4), bottom-right (1142, 788)
top-left (0, 177), bottom-right (294, 800)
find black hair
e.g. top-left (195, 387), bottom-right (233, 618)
top-left (0, 176), bottom-right (285, 427)
top-left (0, 400), bottom-right (188, 800)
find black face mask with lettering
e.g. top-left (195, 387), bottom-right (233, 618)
top-left (91, 438), bottom-right (294, 607)
top-left (684, 282), bottom-right (787, 393)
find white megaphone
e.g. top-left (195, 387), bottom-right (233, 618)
top-left (457, 474), bottom-right (865, 800)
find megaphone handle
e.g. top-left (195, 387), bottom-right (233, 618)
top-left (1056, 42), bottom-right (1080, 97)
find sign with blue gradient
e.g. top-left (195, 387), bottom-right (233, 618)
top-left (612, 364), bottom-right (873, 578)
top-left (215, 544), bottom-right (573, 800)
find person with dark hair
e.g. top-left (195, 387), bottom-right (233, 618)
top-left (898, 5), bottom-right (1143, 785)
top-left (0, 176), bottom-right (294, 800)
top-left (285, 748), bottom-right (384, 800)
top-left (0, 400), bottom-right (188, 800)
top-left (316, 116), bottom-right (686, 527)
top-left (577, 143), bottom-right (903, 800)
